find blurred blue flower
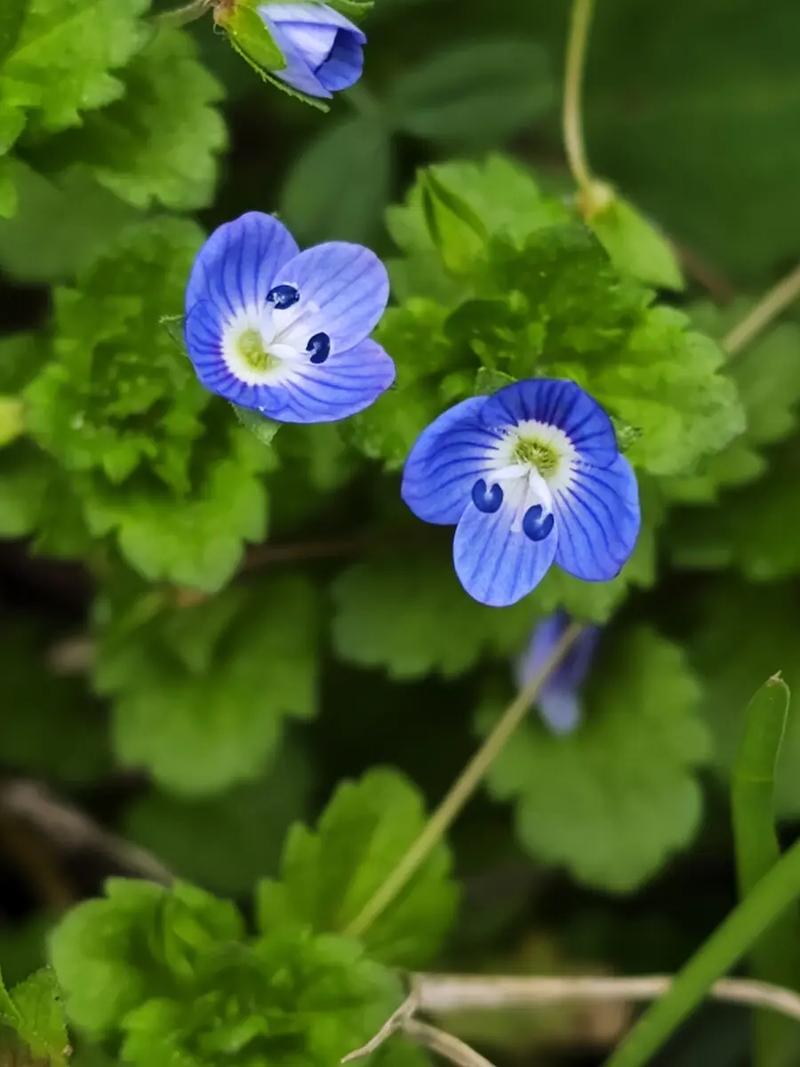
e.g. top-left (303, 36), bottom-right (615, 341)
top-left (401, 379), bottom-right (640, 606)
top-left (259, 2), bottom-right (366, 99)
top-left (184, 211), bottom-right (394, 423)
top-left (516, 613), bottom-right (600, 734)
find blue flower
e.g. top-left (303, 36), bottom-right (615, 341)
top-left (259, 3), bottom-right (365, 99)
top-left (516, 613), bottom-right (600, 734)
top-left (401, 379), bottom-right (640, 606)
top-left (184, 211), bottom-right (395, 424)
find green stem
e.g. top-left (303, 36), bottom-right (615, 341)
top-left (733, 674), bottom-right (797, 1067)
top-left (723, 262), bottom-right (800, 359)
top-left (562, 0), bottom-right (596, 196)
top-left (157, 0), bottom-right (214, 29)
top-left (344, 623), bottom-right (585, 940)
top-left (604, 836), bottom-right (800, 1067)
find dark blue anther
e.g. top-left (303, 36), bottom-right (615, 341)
top-left (471, 478), bottom-right (503, 514)
top-left (266, 284), bottom-right (299, 310)
top-left (522, 504), bottom-right (555, 542)
top-left (307, 332), bottom-right (331, 364)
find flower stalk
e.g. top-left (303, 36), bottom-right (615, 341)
top-left (344, 622), bottom-right (586, 940)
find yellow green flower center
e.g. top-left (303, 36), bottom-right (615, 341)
top-left (513, 436), bottom-right (559, 475)
top-left (237, 328), bottom-right (278, 372)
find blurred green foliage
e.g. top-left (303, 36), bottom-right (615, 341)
top-left (1, 0), bottom-right (799, 1064)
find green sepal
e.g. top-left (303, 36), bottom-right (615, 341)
top-left (473, 366), bottom-right (515, 396)
top-left (220, 2), bottom-right (330, 111)
top-left (218, 2), bottom-right (284, 70)
top-left (324, 0), bottom-right (374, 18)
top-left (232, 403), bottom-right (281, 447)
top-left (611, 415), bottom-right (642, 453)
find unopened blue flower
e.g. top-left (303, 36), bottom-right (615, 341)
top-left (259, 2), bottom-right (365, 99)
top-left (401, 379), bottom-right (640, 606)
top-left (516, 612), bottom-right (600, 734)
top-left (184, 212), bottom-right (394, 423)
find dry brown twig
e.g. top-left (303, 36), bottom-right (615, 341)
top-left (342, 971), bottom-right (800, 1067)
top-left (0, 778), bottom-right (173, 887)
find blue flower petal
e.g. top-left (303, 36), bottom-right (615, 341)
top-left (185, 212), bottom-right (299, 323)
top-left (401, 396), bottom-right (502, 525)
top-left (317, 29), bottom-right (364, 91)
top-left (552, 453), bottom-right (640, 581)
top-left (252, 338), bottom-right (395, 423)
top-left (258, 4), bottom-right (365, 100)
top-left (516, 613), bottom-right (600, 733)
top-left (262, 17), bottom-right (331, 98)
top-left (263, 2), bottom-right (365, 40)
top-left (184, 298), bottom-right (233, 398)
top-left (268, 242), bottom-right (389, 356)
top-left (480, 379), bottom-right (619, 468)
top-left (453, 496), bottom-right (558, 607)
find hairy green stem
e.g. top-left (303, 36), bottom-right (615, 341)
top-left (344, 623), bottom-right (585, 940)
top-left (732, 674), bottom-right (798, 1067)
top-left (604, 836), bottom-right (800, 1067)
top-left (723, 262), bottom-right (800, 359)
top-left (157, 0), bottom-right (214, 28)
top-left (562, 0), bottom-right (596, 196)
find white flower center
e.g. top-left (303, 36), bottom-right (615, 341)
top-left (474, 420), bottom-right (577, 537)
top-left (220, 289), bottom-right (326, 386)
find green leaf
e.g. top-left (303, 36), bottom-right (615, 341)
top-left (421, 167), bottom-right (487, 275)
top-left (386, 157), bottom-right (570, 269)
top-left (332, 554), bottom-right (542, 679)
top-left (0, 156), bottom-right (16, 216)
top-left (50, 878), bottom-right (403, 1067)
top-left (50, 878), bottom-right (244, 1035)
top-left (83, 426), bottom-right (271, 591)
top-left (0, 0), bottom-right (27, 65)
top-left (43, 27), bottom-right (226, 212)
top-left (25, 217), bottom-right (208, 490)
top-left (688, 580), bottom-right (800, 816)
top-left (280, 115), bottom-right (391, 244)
top-left (604, 837), bottom-right (800, 1067)
top-left (257, 768), bottom-right (458, 967)
top-left (731, 674), bottom-right (799, 1066)
top-left (95, 574), bottom-right (319, 794)
top-left (666, 303), bottom-right (800, 502)
top-left (125, 738), bottom-right (312, 895)
top-left (119, 930), bottom-right (402, 1067)
top-left (0, 966), bottom-right (69, 1067)
top-left (22, 217), bottom-right (273, 588)
top-left (0, 0), bottom-right (149, 143)
top-left (483, 627), bottom-right (710, 892)
top-left (671, 437), bottom-right (800, 580)
top-left (389, 39), bottom-right (553, 148)
top-left (366, 160), bottom-right (743, 481)
top-left (587, 191), bottom-right (684, 291)
top-left (0, 164), bottom-right (138, 283)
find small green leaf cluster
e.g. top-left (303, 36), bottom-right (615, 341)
top-left (0, 2), bottom-right (224, 229)
top-left (48, 771), bottom-right (456, 1067)
top-left (0, 965), bottom-right (69, 1067)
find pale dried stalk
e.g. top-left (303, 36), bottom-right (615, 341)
top-left (401, 1020), bottom-right (495, 1067)
top-left (723, 262), bottom-right (800, 358)
top-left (413, 972), bottom-right (800, 1022)
top-left (0, 779), bottom-right (173, 886)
